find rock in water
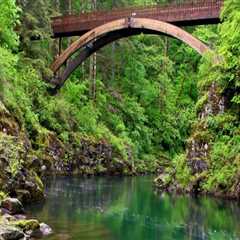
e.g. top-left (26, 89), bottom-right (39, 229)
top-left (1, 198), bottom-right (24, 215)
top-left (0, 225), bottom-right (24, 240)
top-left (25, 222), bottom-right (52, 239)
top-left (40, 223), bottom-right (53, 236)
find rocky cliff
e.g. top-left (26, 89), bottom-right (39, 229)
top-left (154, 81), bottom-right (240, 199)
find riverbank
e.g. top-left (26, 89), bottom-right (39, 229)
top-left (0, 197), bottom-right (52, 240)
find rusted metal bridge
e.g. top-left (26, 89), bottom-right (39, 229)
top-left (50, 0), bottom-right (223, 89)
top-left (52, 0), bottom-right (223, 38)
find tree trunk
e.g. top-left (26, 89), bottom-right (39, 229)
top-left (66, 0), bottom-right (72, 67)
top-left (89, 0), bottom-right (97, 100)
top-left (111, 42), bottom-right (116, 82)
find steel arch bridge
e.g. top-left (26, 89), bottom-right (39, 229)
top-left (50, 0), bottom-right (223, 89)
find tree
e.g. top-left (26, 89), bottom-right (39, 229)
top-left (0, 0), bottom-right (19, 50)
top-left (16, 0), bottom-right (53, 79)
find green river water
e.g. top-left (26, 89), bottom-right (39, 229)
top-left (27, 176), bottom-right (240, 240)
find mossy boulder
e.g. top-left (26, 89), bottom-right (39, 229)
top-left (0, 225), bottom-right (24, 240)
top-left (13, 219), bottom-right (40, 232)
top-left (0, 193), bottom-right (7, 204)
top-left (1, 198), bottom-right (24, 215)
top-left (154, 173), bottom-right (172, 190)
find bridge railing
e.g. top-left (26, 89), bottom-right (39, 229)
top-left (52, 0), bottom-right (223, 33)
top-left (52, 0), bottom-right (223, 21)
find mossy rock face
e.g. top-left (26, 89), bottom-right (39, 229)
top-left (36, 134), bottom-right (132, 176)
top-left (15, 190), bottom-right (31, 204)
top-left (187, 159), bottom-right (208, 175)
top-left (37, 131), bottom-right (65, 159)
top-left (36, 131), bottom-right (66, 173)
top-left (0, 128), bottom-right (44, 203)
top-left (95, 165), bottom-right (107, 174)
top-left (33, 173), bottom-right (44, 192)
top-left (0, 101), bottom-right (20, 137)
top-left (0, 133), bottom-right (24, 178)
top-left (156, 77), bottom-right (240, 198)
top-left (196, 94), bottom-right (208, 114)
top-left (1, 168), bottom-right (45, 203)
top-left (198, 82), bottom-right (226, 119)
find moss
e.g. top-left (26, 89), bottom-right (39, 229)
top-left (0, 191), bottom-right (7, 203)
top-left (154, 173), bottom-right (172, 188)
top-left (0, 100), bottom-right (20, 136)
top-left (13, 219), bottom-right (40, 231)
top-left (0, 133), bottom-right (24, 177)
top-left (189, 129), bottom-right (213, 143)
top-left (96, 165), bottom-right (107, 174)
top-left (195, 94), bottom-right (208, 113)
top-left (33, 172), bottom-right (44, 191)
top-left (173, 154), bottom-right (192, 188)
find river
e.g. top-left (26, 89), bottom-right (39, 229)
top-left (27, 176), bottom-right (240, 240)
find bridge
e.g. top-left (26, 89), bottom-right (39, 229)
top-left (50, 0), bottom-right (223, 89)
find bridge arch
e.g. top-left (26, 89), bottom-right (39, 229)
top-left (51, 18), bottom-right (211, 89)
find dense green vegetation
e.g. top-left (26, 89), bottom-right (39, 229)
top-left (0, 0), bottom-right (239, 195)
top-left (155, 0), bottom-right (240, 197)
top-left (0, 0), bottom-right (201, 173)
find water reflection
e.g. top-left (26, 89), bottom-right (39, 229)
top-left (27, 176), bottom-right (240, 240)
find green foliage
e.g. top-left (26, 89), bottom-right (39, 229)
top-left (1, 0), bottom-right (239, 179)
top-left (154, 0), bottom-right (240, 194)
top-left (218, 0), bottom-right (240, 106)
top-left (0, 0), bottom-right (20, 50)
top-left (3, 63), bottom-right (47, 136)
top-left (0, 0), bottom-right (204, 173)
top-left (210, 134), bottom-right (240, 166)
top-left (173, 154), bottom-right (192, 188)
top-left (0, 47), bottom-right (18, 94)
top-left (198, 0), bottom-right (240, 194)
top-left (17, 0), bottom-right (53, 79)
top-left (195, 94), bottom-right (208, 113)
top-left (0, 191), bottom-right (7, 203)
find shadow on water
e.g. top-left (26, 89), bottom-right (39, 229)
top-left (27, 176), bottom-right (240, 240)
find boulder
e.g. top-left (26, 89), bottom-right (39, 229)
top-left (13, 215), bottom-right (26, 221)
top-left (40, 223), bottom-right (53, 236)
top-left (154, 173), bottom-right (172, 190)
top-left (29, 157), bottom-right (41, 171)
top-left (1, 214), bottom-right (16, 224)
top-left (25, 222), bottom-right (53, 238)
top-left (14, 219), bottom-right (41, 239)
top-left (15, 190), bottom-right (31, 205)
top-left (1, 199), bottom-right (24, 215)
top-left (0, 225), bottom-right (24, 240)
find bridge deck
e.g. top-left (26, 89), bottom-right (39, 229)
top-left (52, 0), bottom-right (223, 38)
